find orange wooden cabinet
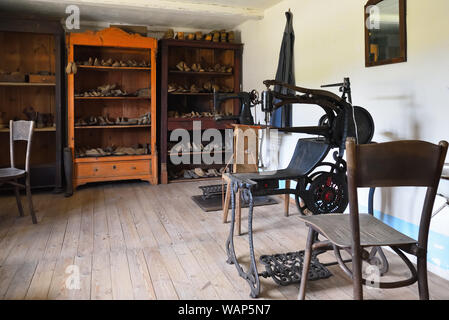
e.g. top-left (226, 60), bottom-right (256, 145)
top-left (67, 27), bottom-right (158, 189)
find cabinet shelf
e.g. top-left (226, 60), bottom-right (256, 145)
top-left (77, 65), bottom-right (150, 71)
top-left (169, 71), bottom-right (232, 76)
top-left (75, 96), bottom-right (150, 100)
top-left (0, 82), bottom-right (55, 86)
top-left (75, 125), bottom-right (150, 129)
top-left (0, 127), bottom-right (56, 133)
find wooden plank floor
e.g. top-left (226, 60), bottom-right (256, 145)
top-left (1, 181), bottom-right (449, 300)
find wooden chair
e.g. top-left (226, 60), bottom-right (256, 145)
top-left (0, 120), bottom-right (37, 224)
top-left (298, 138), bottom-right (448, 300)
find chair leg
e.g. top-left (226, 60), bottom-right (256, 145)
top-left (223, 181), bottom-right (231, 223)
top-left (352, 247), bottom-right (364, 300)
top-left (25, 175), bottom-right (37, 224)
top-left (298, 227), bottom-right (316, 300)
top-left (236, 189), bottom-right (242, 236)
top-left (284, 180), bottom-right (290, 217)
top-left (13, 180), bottom-right (24, 217)
top-left (417, 254), bottom-right (429, 300)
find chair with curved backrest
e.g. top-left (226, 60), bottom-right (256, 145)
top-left (298, 138), bottom-right (448, 300)
top-left (0, 120), bottom-right (37, 224)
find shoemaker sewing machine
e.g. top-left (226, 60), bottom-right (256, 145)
top-left (222, 78), bottom-right (392, 298)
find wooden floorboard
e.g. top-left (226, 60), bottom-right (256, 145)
top-left (1, 180), bottom-right (449, 300)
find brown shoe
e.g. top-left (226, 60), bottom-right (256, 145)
top-left (212, 31), bottom-right (220, 42)
top-left (220, 31), bottom-right (227, 42)
top-left (163, 28), bottom-right (174, 39)
top-left (65, 61), bottom-right (73, 74)
top-left (177, 32), bottom-right (185, 40)
top-left (190, 84), bottom-right (200, 93)
top-left (195, 31), bottom-right (203, 40)
top-left (203, 81), bottom-right (212, 92)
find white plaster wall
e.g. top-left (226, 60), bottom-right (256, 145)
top-left (237, 0), bottom-right (449, 278)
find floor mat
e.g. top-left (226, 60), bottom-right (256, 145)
top-left (191, 195), bottom-right (278, 212)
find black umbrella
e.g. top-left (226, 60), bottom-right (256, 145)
top-left (271, 10), bottom-right (295, 128)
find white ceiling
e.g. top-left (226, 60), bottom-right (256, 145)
top-left (0, 0), bottom-right (284, 30)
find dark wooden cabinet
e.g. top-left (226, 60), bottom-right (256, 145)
top-left (159, 39), bottom-right (243, 183)
top-left (0, 18), bottom-right (65, 191)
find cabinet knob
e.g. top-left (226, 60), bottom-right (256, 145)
top-left (94, 168), bottom-right (98, 172)
top-left (131, 166), bottom-right (136, 170)
top-left (112, 165), bottom-right (117, 170)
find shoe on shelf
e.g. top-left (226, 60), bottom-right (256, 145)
top-left (112, 60), bottom-right (120, 67)
top-left (104, 115), bottom-right (115, 125)
top-left (168, 83), bottom-right (177, 93)
top-left (66, 61), bottom-right (73, 74)
top-left (85, 148), bottom-right (101, 157)
top-left (203, 81), bottom-right (212, 92)
top-left (195, 31), bottom-right (203, 40)
top-left (97, 116), bottom-right (107, 126)
top-left (163, 28), bottom-right (174, 39)
top-left (220, 31), bottom-right (227, 42)
top-left (190, 84), bottom-right (200, 93)
top-left (194, 168), bottom-right (207, 178)
top-left (212, 84), bottom-right (220, 92)
top-left (177, 32), bottom-right (185, 40)
top-left (87, 116), bottom-right (98, 126)
top-left (93, 58), bottom-right (100, 66)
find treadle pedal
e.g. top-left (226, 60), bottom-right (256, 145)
top-left (259, 251), bottom-right (332, 286)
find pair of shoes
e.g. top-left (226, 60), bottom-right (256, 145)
top-left (183, 169), bottom-right (199, 179)
top-left (163, 29), bottom-right (174, 39)
top-left (65, 61), bottom-right (78, 74)
top-left (176, 32), bottom-right (185, 40)
top-left (194, 168), bottom-right (207, 177)
top-left (191, 63), bottom-right (204, 72)
top-left (176, 61), bottom-right (191, 72)
top-left (190, 84), bottom-right (201, 93)
top-left (206, 168), bottom-right (220, 177)
top-left (135, 88), bottom-right (151, 97)
top-left (168, 83), bottom-right (177, 93)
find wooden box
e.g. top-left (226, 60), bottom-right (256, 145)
top-left (29, 74), bottom-right (56, 83)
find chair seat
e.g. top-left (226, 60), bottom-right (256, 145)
top-left (0, 167), bottom-right (26, 180)
top-left (298, 213), bottom-right (417, 248)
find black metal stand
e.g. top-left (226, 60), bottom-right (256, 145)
top-left (225, 181), bottom-right (260, 298)
top-left (225, 177), bottom-right (390, 298)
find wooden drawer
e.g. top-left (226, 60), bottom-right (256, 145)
top-left (76, 159), bottom-right (150, 178)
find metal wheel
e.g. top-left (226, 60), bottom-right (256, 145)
top-left (294, 177), bottom-right (311, 216)
top-left (303, 172), bottom-right (349, 215)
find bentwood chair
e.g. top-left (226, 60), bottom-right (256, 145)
top-left (0, 120), bottom-right (37, 224)
top-left (298, 138), bottom-right (448, 300)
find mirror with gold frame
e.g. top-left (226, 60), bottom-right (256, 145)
top-left (365, 0), bottom-right (407, 67)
